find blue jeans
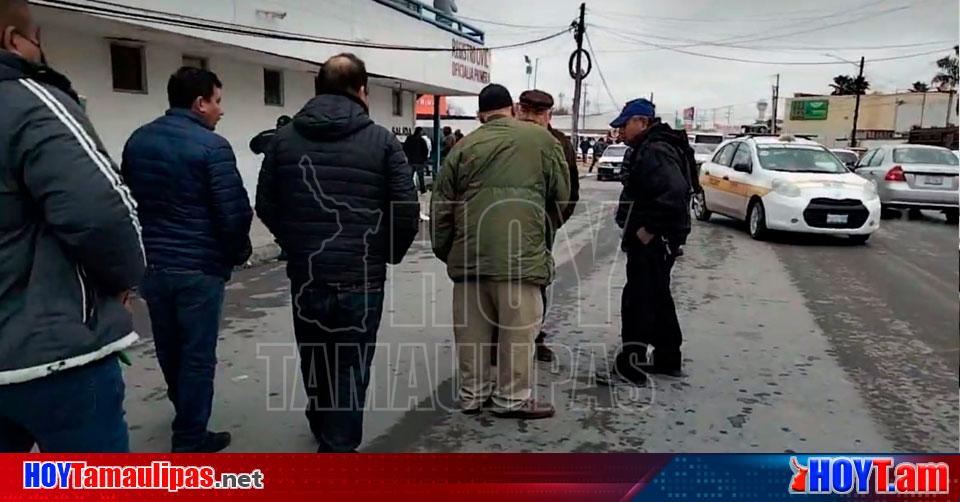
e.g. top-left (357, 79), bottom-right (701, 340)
top-left (292, 283), bottom-right (384, 453)
top-left (0, 355), bottom-right (129, 452)
top-left (140, 268), bottom-right (225, 451)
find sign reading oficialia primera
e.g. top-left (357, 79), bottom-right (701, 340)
top-left (452, 39), bottom-right (490, 84)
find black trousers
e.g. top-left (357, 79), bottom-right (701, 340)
top-left (412, 163), bottom-right (427, 195)
top-left (617, 238), bottom-right (683, 381)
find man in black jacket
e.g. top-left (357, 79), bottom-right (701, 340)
top-left (123, 67), bottom-right (253, 453)
top-left (0, 0), bottom-right (145, 452)
top-left (256, 53), bottom-right (418, 452)
top-left (403, 126), bottom-right (429, 195)
top-left (602, 98), bottom-right (692, 387)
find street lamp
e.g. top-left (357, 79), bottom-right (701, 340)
top-left (523, 55), bottom-right (541, 90)
top-left (524, 55), bottom-right (532, 89)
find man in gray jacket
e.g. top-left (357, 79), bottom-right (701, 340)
top-left (0, 0), bottom-right (145, 452)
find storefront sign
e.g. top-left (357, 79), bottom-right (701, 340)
top-left (790, 100), bottom-right (829, 120)
top-left (451, 39), bottom-right (490, 84)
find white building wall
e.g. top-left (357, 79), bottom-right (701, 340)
top-left (58, 0), bottom-right (490, 96)
top-left (42, 24), bottom-right (415, 199)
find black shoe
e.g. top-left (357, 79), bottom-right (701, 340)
top-left (595, 370), bottom-right (647, 387)
top-left (461, 397), bottom-right (494, 415)
top-left (535, 342), bottom-right (555, 363)
top-left (647, 365), bottom-right (684, 378)
top-left (174, 431), bottom-right (232, 453)
top-left (490, 399), bottom-right (556, 420)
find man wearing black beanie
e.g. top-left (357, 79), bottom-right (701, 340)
top-left (431, 83), bottom-right (571, 419)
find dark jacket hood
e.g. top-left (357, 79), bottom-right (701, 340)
top-left (633, 122), bottom-right (691, 153)
top-left (0, 51), bottom-right (79, 103)
top-left (294, 93), bottom-right (373, 141)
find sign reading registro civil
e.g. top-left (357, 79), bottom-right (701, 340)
top-left (451, 39), bottom-right (491, 84)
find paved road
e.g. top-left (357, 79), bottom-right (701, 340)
top-left (124, 178), bottom-right (958, 452)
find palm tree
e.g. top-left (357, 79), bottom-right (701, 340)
top-left (932, 45), bottom-right (958, 91)
top-left (830, 75), bottom-right (854, 95)
top-left (830, 75), bottom-right (871, 95)
top-left (910, 81), bottom-right (930, 92)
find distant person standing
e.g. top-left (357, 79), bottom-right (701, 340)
top-left (591, 136), bottom-right (607, 171)
top-left (249, 115), bottom-right (292, 155)
top-left (441, 126), bottom-right (456, 161)
top-left (403, 126), bottom-right (432, 221)
top-left (122, 67), bottom-right (253, 453)
top-left (0, 0), bottom-right (145, 453)
top-left (403, 126), bottom-right (429, 195)
top-left (454, 129), bottom-right (464, 144)
top-left (579, 136), bottom-right (591, 163)
top-left (432, 84), bottom-right (570, 419)
top-left (256, 53), bottom-right (418, 452)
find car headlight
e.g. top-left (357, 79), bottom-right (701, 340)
top-left (771, 179), bottom-right (802, 197)
top-left (863, 181), bottom-right (879, 200)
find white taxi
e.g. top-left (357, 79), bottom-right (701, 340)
top-left (692, 135), bottom-right (881, 244)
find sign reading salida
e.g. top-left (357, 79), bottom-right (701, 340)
top-left (452, 39), bottom-right (490, 84)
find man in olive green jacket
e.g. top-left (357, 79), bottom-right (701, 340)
top-left (431, 84), bottom-right (570, 419)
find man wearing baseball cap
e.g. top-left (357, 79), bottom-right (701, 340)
top-left (601, 98), bottom-right (693, 387)
top-left (516, 89), bottom-right (579, 363)
top-left (431, 84), bottom-right (570, 419)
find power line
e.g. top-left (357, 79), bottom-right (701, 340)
top-left (584, 31), bottom-right (619, 110)
top-left (591, 27), bottom-right (950, 66)
top-left (35, 0), bottom-right (570, 52)
top-left (587, 26), bottom-right (951, 53)
top-left (588, 1), bottom-right (913, 54)
top-left (456, 14), bottom-right (570, 30)
top-left (586, 4), bottom-right (861, 24)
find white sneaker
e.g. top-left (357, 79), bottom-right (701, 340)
top-left (420, 212), bottom-right (431, 221)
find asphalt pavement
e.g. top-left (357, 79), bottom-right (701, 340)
top-left (123, 178), bottom-right (958, 453)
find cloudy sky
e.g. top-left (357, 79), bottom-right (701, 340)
top-left (449, 0), bottom-right (958, 124)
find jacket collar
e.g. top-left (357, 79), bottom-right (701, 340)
top-left (0, 51), bottom-right (80, 103)
top-left (165, 108), bottom-right (214, 130)
top-left (317, 90), bottom-right (370, 114)
top-left (484, 114), bottom-right (511, 124)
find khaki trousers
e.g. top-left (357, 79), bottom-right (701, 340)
top-left (452, 281), bottom-right (544, 410)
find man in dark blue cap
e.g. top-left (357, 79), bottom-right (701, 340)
top-left (600, 98), bottom-right (694, 387)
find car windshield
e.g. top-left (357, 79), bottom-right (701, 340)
top-left (892, 147), bottom-right (959, 165)
top-left (692, 144), bottom-right (717, 155)
top-left (757, 146), bottom-right (848, 173)
top-left (603, 145), bottom-right (628, 158)
top-left (832, 151), bottom-right (859, 165)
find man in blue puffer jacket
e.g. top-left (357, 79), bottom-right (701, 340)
top-left (121, 67), bottom-right (253, 453)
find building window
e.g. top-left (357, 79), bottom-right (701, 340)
top-left (182, 55), bottom-right (208, 70)
top-left (392, 89), bottom-right (404, 117)
top-left (264, 69), bottom-right (284, 107)
top-left (110, 42), bottom-right (146, 93)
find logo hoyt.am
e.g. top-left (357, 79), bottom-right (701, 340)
top-left (789, 456), bottom-right (949, 495)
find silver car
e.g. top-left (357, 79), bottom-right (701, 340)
top-left (853, 144), bottom-right (959, 223)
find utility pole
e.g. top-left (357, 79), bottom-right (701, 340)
top-left (726, 106), bottom-right (733, 125)
top-left (920, 91), bottom-right (927, 127)
top-left (581, 83), bottom-right (591, 130)
top-left (946, 89), bottom-right (955, 126)
top-left (570, 3), bottom-right (586, 145)
top-left (771, 74), bottom-right (780, 135)
top-left (849, 56), bottom-right (865, 147)
top-left (533, 58), bottom-right (540, 89)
